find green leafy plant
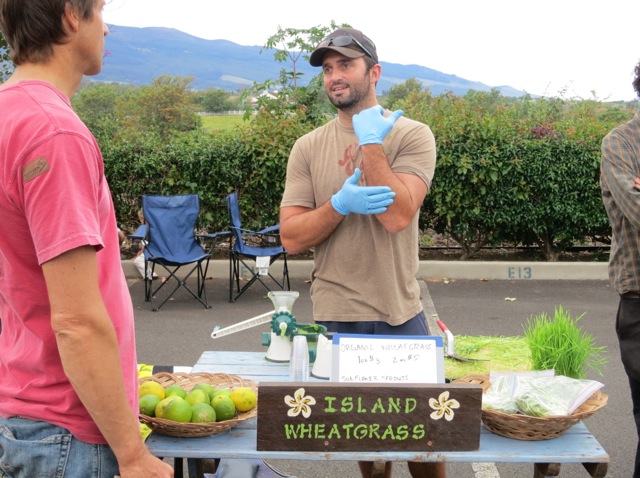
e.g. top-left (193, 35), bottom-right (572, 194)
top-left (523, 306), bottom-right (607, 378)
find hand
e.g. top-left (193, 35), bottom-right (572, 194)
top-left (634, 177), bottom-right (640, 190)
top-left (118, 447), bottom-right (174, 477)
top-left (331, 168), bottom-right (395, 216)
top-left (353, 105), bottom-right (404, 146)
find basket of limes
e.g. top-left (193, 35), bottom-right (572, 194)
top-left (138, 372), bottom-right (258, 437)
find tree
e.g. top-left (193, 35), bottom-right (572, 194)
top-left (263, 25), bottom-right (321, 94)
top-left (72, 81), bottom-right (130, 140)
top-left (194, 88), bottom-right (234, 113)
top-left (116, 74), bottom-right (201, 140)
top-left (242, 21), bottom-right (349, 127)
top-left (384, 78), bottom-right (426, 110)
top-left (260, 21), bottom-right (348, 101)
top-left (0, 32), bottom-right (14, 82)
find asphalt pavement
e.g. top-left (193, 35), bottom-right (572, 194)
top-left (129, 264), bottom-right (629, 478)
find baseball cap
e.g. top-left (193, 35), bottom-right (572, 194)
top-left (309, 28), bottom-right (378, 67)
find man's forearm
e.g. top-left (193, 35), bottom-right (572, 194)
top-left (280, 202), bottom-right (345, 254)
top-left (45, 246), bottom-right (172, 476)
top-left (360, 144), bottom-right (425, 232)
top-left (55, 313), bottom-right (148, 467)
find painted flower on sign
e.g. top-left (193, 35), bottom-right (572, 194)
top-left (284, 387), bottom-right (316, 418)
top-left (429, 391), bottom-right (460, 421)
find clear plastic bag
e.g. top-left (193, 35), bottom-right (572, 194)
top-left (482, 374), bottom-right (519, 413)
top-left (482, 371), bottom-right (603, 417)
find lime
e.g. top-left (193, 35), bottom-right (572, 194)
top-left (139, 381), bottom-right (165, 400)
top-left (165, 384), bottom-right (187, 399)
top-left (139, 394), bottom-right (161, 417)
top-left (193, 382), bottom-right (216, 401)
top-left (211, 388), bottom-right (232, 400)
top-left (185, 389), bottom-right (207, 406)
top-left (155, 395), bottom-right (180, 419)
top-left (230, 387), bottom-right (257, 412)
top-left (211, 395), bottom-right (236, 422)
top-left (163, 397), bottom-right (192, 423)
top-left (190, 402), bottom-right (216, 423)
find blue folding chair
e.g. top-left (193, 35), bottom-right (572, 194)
top-left (226, 191), bottom-right (290, 302)
top-left (136, 194), bottom-right (212, 311)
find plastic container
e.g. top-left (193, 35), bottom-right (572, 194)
top-left (289, 335), bottom-right (309, 382)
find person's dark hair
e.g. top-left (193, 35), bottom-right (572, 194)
top-left (362, 55), bottom-right (379, 87)
top-left (633, 60), bottom-right (640, 98)
top-left (363, 56), bottom-right (377, 72)
top-left (0, 0), bottom-right (98, 65)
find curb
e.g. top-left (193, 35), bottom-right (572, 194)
top-left (122, 259), bottom-right (609, 281)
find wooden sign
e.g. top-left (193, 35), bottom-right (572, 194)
top-left (256, 382), bottom-right (482, 452)
top-left (331, 334), bottom-right (445, 384)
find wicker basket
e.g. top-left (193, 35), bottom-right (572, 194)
top-left (139, 372), bottom-right (257, 437)
top-left (454, 374), bottom-right (608, 441)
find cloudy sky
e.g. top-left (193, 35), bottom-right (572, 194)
top-left (104, 0), bottom-right (640, 101)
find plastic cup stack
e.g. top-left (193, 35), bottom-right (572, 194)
top-left (289, 335), bottom-right (309, 382)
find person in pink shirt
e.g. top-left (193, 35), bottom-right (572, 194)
top-left (0, 1), bottom-right (172, 477)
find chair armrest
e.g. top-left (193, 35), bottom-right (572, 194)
top-left (197, 231), bottom-right (231, 240)
top-left (258, 224), bottom-right (280, 235)
top-left (198, 231), bottom-right (231, 252)
top-left (129, 224), bottom-right (149, 241)
top-left (234, 226), bottom-right (280, 238)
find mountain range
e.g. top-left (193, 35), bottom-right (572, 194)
top-left (95, 25), bottom-right (527, 97)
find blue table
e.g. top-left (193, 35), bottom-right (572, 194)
top-left (145, 351), bottom-right (609, 477)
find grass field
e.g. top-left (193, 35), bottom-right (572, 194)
top-left (200, 114), bottom-right (247, 132)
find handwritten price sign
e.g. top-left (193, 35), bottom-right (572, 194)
top-left (331, 334), bottom-right (445, 384)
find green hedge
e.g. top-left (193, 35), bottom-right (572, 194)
top-left (103, 106), bottom-right (315, 235)
top-left (422, 137), bottom-right (610, 260)
top-left (406, 91), bottom-right (626, 259)
top-left (102, 94), bottom-right (632, 260)
top-left (103, 129), bottom-right (247, 233)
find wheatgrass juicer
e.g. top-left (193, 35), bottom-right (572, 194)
top-left (210, 291), bottom-right (326, 363)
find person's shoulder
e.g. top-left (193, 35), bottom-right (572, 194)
top-left (2, 80), bottom-right (66, 99)
top-left (394, 113), bottom-right (430, 129)
top-left (296, 117), bottom-right (340, 143)
top-left (1, 82), bottom-right (73, 135)
top-left (2, 81), bottom-right (73, 119)
top-left (391, 114), bottom-right (434, 141)
top-left (605, 112), bottom-right (640, 140)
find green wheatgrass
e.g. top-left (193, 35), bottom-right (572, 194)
top-left (523, 306), bottom-right (607, 379)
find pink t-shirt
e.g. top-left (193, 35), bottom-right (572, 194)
top-left (0, 81), bottom-right (137, 444)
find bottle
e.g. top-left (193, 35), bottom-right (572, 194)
top-left (289, 335), bottom-right (309, 382)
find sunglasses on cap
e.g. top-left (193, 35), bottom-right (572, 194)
top-left (317, 34), bottom-right (375, 62)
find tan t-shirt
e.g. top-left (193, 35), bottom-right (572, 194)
top-left (281, 113), bottom-right (436, 326)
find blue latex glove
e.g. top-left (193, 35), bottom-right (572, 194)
top-left (353, 105), bottom-right (404, 146)
top-left (331, 168), bottom-right (395, 216)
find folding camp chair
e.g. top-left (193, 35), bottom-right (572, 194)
top-left (135, 194), bottom-right (212, 311)
top-left (226, 191), bottom-right (290, 302)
